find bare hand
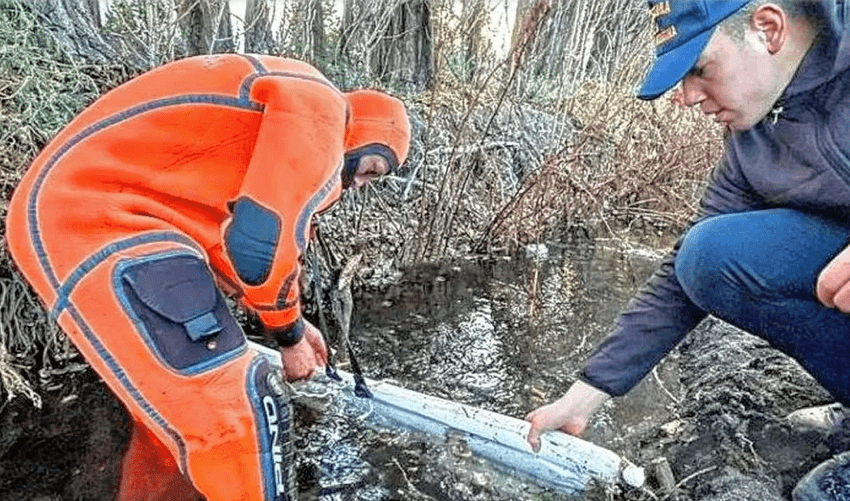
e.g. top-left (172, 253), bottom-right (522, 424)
top-left (525, 380), bottom-right (610, 451)
top-left (279, 320), bottom-right (328, 381)
top-left (817, 244), bottom-right (850, 313)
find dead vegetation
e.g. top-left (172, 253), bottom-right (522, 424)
top-left (0, 1), bottom-right (723, 412)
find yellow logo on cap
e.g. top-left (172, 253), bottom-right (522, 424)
top-left (650, 1), bottom-right (671, 20)
top-left (655, 25), bottom-right (677, 46)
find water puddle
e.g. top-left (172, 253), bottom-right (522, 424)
top-left (294, 234), bottom-right (680, 500)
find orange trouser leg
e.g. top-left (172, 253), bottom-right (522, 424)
top-left (18, 240), bottom-right (295, 501)
top-left (117, 419), bottom-right (205, 501)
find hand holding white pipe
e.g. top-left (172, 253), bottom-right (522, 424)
top-left (279, 320), bottom-right (328, 381)
top-left (525, 380), bottom-right (611, 451)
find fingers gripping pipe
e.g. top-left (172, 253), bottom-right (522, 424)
top-left (250, 341), bottom-right (645, 494)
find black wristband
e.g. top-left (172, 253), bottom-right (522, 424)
top-left (270, 318), bottom-right (305, 348)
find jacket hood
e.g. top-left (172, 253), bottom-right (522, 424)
top-left (344, 89), bottom-right (411, 169)
top-left (785, 0), bottom-right (850, 97)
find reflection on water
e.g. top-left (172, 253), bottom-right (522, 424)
top-left (294, 235), bottom-right (673, 500)
top-left (428, 299), bottom-right (510, 406)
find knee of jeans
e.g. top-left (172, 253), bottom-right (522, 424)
top-left (675, 222), bottom-right (733, 311)
top-left (792, 451), bottom-right (850, 501)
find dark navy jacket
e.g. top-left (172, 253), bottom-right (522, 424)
top-left (583, 0), bottom-right (850, 396)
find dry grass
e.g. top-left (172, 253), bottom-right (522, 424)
top-left (341, 0), bottom-right (723, 262)
top-left (0, 0), bottom-right (725, 403)
top-left (0, 2), bottom-right (103, 402)
top-left (0, 342), bottom-right (41, 408)
top-left (476, 82), bottom-right (723, 251)
top-left (317, 79), bottom-right (723, 278)
top-left (327, 77), bottom-right (723, 267)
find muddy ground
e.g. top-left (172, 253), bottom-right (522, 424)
top-left (0, 235), bottom-right (845, 501)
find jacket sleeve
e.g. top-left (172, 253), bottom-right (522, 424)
top-left (581, 146), bottom-right (767, 396)
top-left (222, 74), bottom-right (345, 340)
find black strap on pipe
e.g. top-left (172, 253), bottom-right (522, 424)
top-left (325, 338), bottom-right (372, 398)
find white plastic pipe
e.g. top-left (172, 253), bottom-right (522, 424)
top-left (249, 341), bottom-right (645, 493)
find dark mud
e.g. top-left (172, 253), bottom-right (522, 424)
top-left (324, 235), bottom-right (840, 501)
top-left (0, 369), bottom-right (129, 501)
top-left (0, 232), bottom-right (842, 501)
top-left (644, 320), bottom-right (837, 501)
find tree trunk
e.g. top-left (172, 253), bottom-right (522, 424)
top-left (244, 0), bottom-right (276, 54)
top-left (508, 0), bottom-right (550, 75)
top-left (177, 0), bottom-right (234, 56)
top-left (339, 0), bottom-right (355, 58)
top-left (460, 0), bottom-right (485, 82)
top-left (513, 0), bottom-right (648, 93)
top-left (302, 0), bottom-right (325, 63)
top-left (369, 0), bottom-right (433, 90)
top-left (336, 0), bottom-right (434, 89)
top-left (20, 0), bottom-right (121, 65)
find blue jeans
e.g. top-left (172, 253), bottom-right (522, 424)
top-left (676, 208), bottom-right (850, 406)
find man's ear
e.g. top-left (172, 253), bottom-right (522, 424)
top-left (751, 3), bottom-right (788, 55)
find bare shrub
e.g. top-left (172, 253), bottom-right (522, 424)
top-left (0, 2), bottom-right (102, 402)
top-left (478, 82), bottom-right (723, 251)
top-left (513, 0), bottom-right (652, 102)
top-left (0, 0), bottom-right (725, 394)
top-left (315, 77), bottom-right (723, 274)
top-left (102, 0), bottom-right (186, 68)
top-left (0, 343), bottom-right (41, 407)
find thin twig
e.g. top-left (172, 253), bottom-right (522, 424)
top-left (652, 366), bottom-right (681, 404)
top-left (659, 465), bottom-right (718, 501)
top-left (391, 458), bottom-right (434, 500)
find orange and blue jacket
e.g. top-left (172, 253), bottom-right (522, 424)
top-left (7, 54), bottom-right (410, 344)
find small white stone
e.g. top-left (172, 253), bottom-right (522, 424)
top-left (621, 462), bottom-right (646, 488)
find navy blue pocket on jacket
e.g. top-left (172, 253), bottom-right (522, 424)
top-left (117, 253), bottom-right (246, 374)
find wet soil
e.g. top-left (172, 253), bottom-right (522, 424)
top-left (326, 234), bottom-right (840, 501)
top-left (0, 232), bottom-right (843, 501)
top-left (0, 369), bottom-right (129, 501)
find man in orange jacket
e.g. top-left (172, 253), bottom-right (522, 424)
top-left (5, 54), bottom-right (410, 501)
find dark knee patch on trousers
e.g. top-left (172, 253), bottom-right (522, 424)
top-left (118, 253), bottom-right (246, 373)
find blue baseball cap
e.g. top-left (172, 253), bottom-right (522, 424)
top-left (638, 0), bottom-right (750, 100)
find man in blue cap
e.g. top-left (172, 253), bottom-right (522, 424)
top-left (525, 1), bottom-right (850, 498)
